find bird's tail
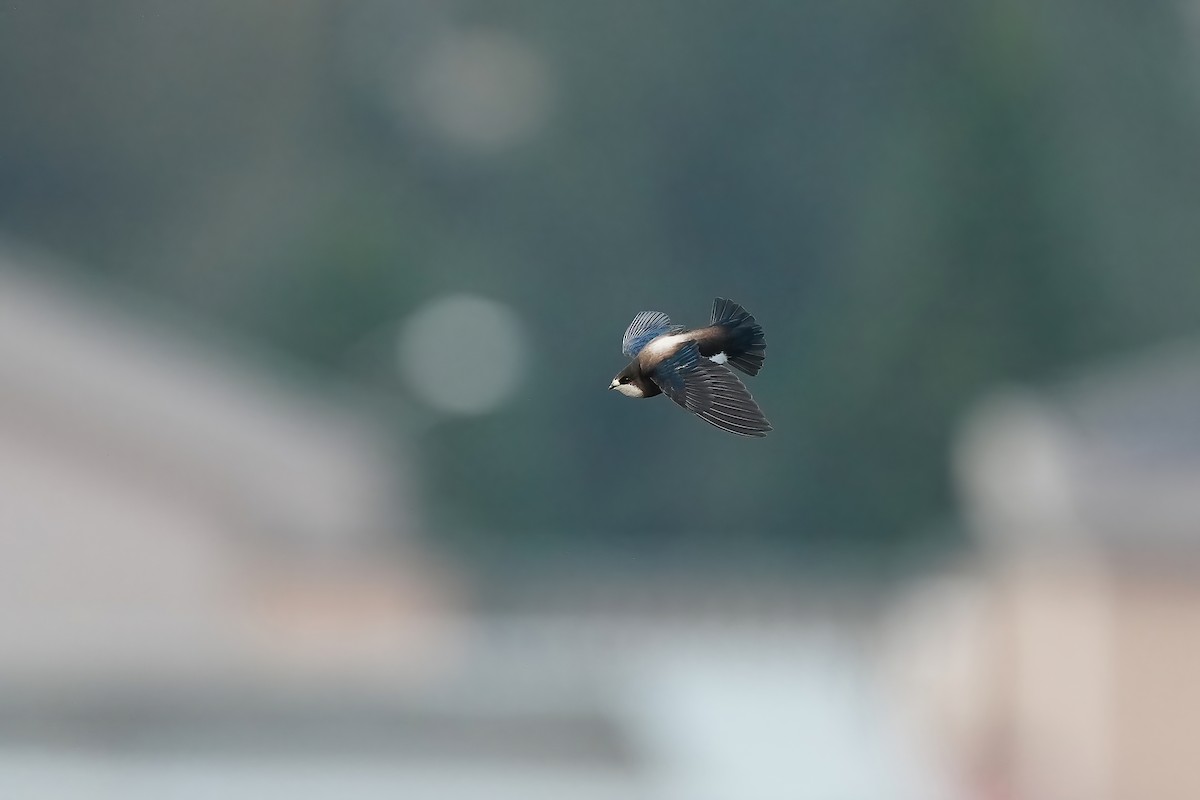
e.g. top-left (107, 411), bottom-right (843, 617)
top-left (710, 298), bottom-right (767, 376)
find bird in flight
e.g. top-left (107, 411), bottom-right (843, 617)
top-left (609, 298), bottom-right (771, 437)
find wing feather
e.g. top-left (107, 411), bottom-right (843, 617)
top-left (622, 311), bottom-right (680, 358)
top-left (650, 342), bottom-right (771, 437)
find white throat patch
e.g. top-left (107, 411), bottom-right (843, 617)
top-left (613, 382), bottom-right (645, 398)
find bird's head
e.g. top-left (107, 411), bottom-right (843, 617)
top-left (609, 364), bottom-right (645, 398)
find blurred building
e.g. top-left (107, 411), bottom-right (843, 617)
top-left (890, 339), bottom-right (1200, 800)
top-left (0, 239), bottom-right (457, 682)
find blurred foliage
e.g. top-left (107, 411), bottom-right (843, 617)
top-left (2, 1), bottom-right (1200, 561)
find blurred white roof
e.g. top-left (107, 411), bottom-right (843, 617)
top-left (0, 242), bottom-right (422, 679)
top-left (0, 243), bottom-right (410, 550)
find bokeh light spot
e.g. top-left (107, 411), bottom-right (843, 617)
top-left (398, 294), bottom-right (527, 416)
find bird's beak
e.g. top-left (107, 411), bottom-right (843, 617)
top-left (608, 379), bottom-right (618, 390)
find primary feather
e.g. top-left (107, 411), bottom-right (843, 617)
top-left (650, 342), bottom-right (771, 437)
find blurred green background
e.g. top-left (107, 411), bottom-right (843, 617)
top-left (3, 0), bottom-right (1199, 566)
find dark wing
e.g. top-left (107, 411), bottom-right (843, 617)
top-left (650, 342), bottom-right (772, 437)
top-left (622, 311), bottom-right (681, 358)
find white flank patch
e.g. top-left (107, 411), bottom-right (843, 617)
top-left (643, 333), bottom-right (690, 359)
top-left (709, 351), bottom-right (728, 364)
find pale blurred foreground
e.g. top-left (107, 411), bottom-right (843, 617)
top-left (1, 247), bottom-right (1197, 800)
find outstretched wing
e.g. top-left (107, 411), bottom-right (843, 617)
top-left (650, 342), bottom-right (772, 437)
top-left (622, 311), bottom-right (680, 358)
top-left (624, 309), bottom-right (681, 357)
